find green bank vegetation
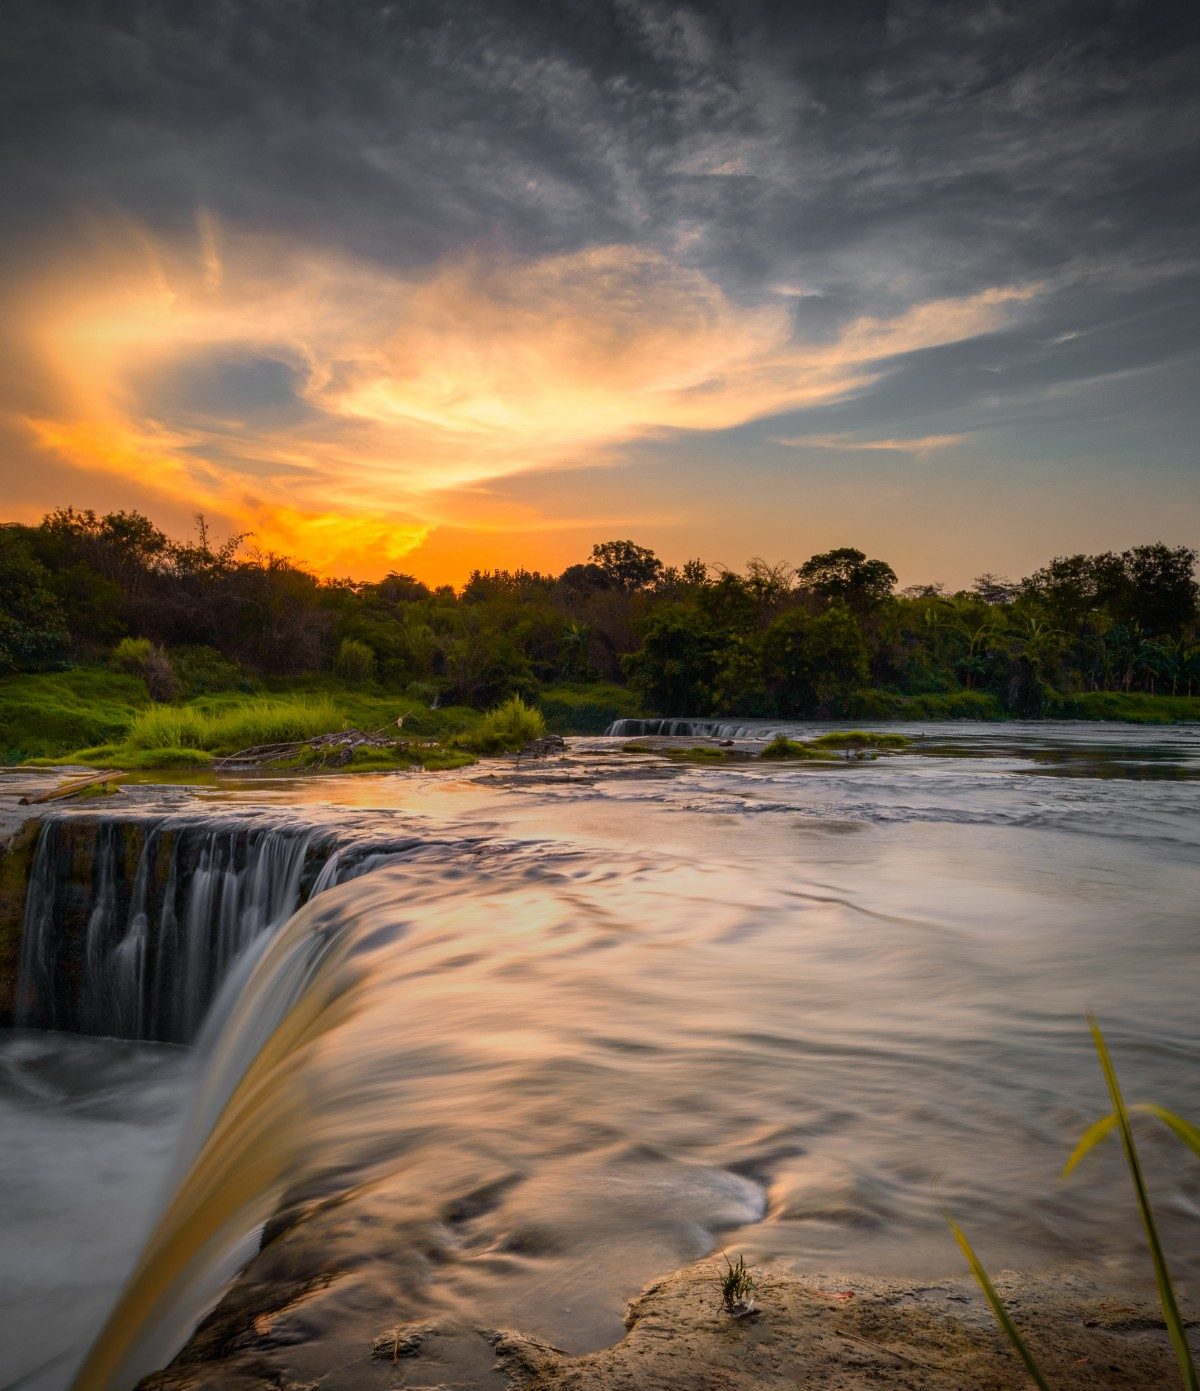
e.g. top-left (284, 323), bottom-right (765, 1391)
top-left (759, 731), bottom-right (913, 760)
top-left (4, 667), bottom-right (543, 770)
top-left (950, 1017), bottom-right (1199, 1390)
top-left (1, 509), bottom-right (1198, 767)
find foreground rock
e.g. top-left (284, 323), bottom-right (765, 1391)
top-left (137, 1258), bottom-right (1190, 1390)
top-left (490, 1260), bottom-right (1187, 1390)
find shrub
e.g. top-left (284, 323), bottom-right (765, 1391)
top-left (334, 637), bottom-right (377, 684)
top-left (453, 695), bottom-right (546, 753)
top-left (140, 646), bottom-right (180, 701)
top-left (110, 637), bottom-right (153, 673)
top-left (110, 636), bottom-right (179, 700)
top-left (171, 646), bottom-right (252, 696)
top-left (405, 681), bottom-right (441, 707)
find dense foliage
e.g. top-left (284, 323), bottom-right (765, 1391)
top-left (2, 509), bottom-right (1197, 720)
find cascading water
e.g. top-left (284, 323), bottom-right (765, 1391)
top-left (606, 716), bottom-right (797, 738)
top-left (10, 813), bottom-right (439, 1046)
top-left (15, 816), bottom-right (332, 1043)
top-left (67, 879), bottom-right (379, 1391)
top-left (5, 724), bottom-right (1199, 1391)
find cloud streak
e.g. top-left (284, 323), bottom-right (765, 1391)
top-left (12, 220), bottom-right (1037, 574)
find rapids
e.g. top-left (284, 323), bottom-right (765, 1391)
top-left (1, 721), bottom-right (1198, 1390)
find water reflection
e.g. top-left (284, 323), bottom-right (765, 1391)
top-left (3, 721), bottom-right (1198, 1389)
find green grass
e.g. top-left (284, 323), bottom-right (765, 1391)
top-left (279, 742), bottom-right (475, 773)
top-left (947, 1216), bottom-right (1051, 1390)
top-left (758, 735), bottom-right (838, 761)
top-left (452, 695), bottom-right (546, 754)
top-left (1, 666), bottom-right (490, 770)
top-left (846, 688), bottom-right (1005, 720)
top-left (0, 668), bottom-right (148, 760)
top-left (663, 745), bottom-right (736, 763)
top-left (1048, 691), bottom-right (1200, 724)
top-left (35, 744), bottom-right (216, 769)
top-left (719, 1253), bottom-right (758, 1315)
top-left (123, 696), bottom-right (345, 752)
top-left (812, 730), bottom-right (913, 749)
top-left (539, 681), bottom-right (645, 734)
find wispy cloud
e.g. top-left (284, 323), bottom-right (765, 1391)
top-left (775, 432), bottom-right (967, 456)
top-left (11, 220), bottom-right (1035, 575)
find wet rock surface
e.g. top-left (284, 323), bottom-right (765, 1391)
top-left (135, 1259), bottom-right (1191, 1389)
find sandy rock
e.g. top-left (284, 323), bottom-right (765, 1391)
top-left (488, 1260), bottom-right (1190, 1390)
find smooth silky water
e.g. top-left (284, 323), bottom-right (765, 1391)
top-left (2, 721), bottom-right (1198, 1389)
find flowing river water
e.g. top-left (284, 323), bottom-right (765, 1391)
top-left (1, 721), bottom-right (1198, 1389)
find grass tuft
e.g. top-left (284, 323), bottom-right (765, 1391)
top-left (719, 1253), bottom-right (758, 1316)
top-left (452, 695), bottom-right (546, 754)
top-left (759, 735), bottom-right (837, 761)
top-left (811, 730), bottom-right (913, 749)
top-left (951, 1016), bottom-right (1200, 1391)
top-left (664, 745), bottom-right (735, 763)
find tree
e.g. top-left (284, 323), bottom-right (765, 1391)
top-left (797, 547), bottom-right (896, 611)
top-left (762, 604), bottom-right (868, 715)
top-left (590, 540), bottom-right (663, 593)
top-left (623, 608), bottom-right (729, 713)
top-left (1119, 544), bottom-right (1198, 635)
top-left (972, 573), bottom-right (1019, 605)
top-left (0, 528), bottom-right (68, 671)
top-left (558, 562), bottom-right (612, 597)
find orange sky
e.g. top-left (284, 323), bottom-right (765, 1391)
top-left (3, 216), bottom-right (1047, 585)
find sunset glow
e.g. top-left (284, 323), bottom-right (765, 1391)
top-left (2, 1), bottom-right (1197, 585)
top-left (6, 222), bottom-right (1047, 579)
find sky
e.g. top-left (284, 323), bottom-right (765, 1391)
top-left (0, 0), bottom-right (1197, 588)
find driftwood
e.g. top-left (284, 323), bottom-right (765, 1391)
top-left (214, 728), bottom-right (408, 769)
top-left (19, 770), bottom-right (127, 805)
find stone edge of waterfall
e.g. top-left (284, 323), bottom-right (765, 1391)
top-left (0, 816), bottom-right (42, 1024)
top-left (0, 803), bottom-right (444, 1039)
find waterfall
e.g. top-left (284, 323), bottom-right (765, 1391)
top-left (68, 874), bottom-right (394, 1391)
top-left (14, 815), bottom-right (338, 1044)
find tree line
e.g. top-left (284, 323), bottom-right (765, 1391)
top-left (1, 508), bottom-right (1197, 717)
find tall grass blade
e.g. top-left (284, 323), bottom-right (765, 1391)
top-left (1067, 1105), bottom-right (1200, 1175)
top-left (947, 1214), bottom-right (1052, 1390)
top-left (1133, 1104), bottom-right (1200, 1163)
top-left (1087, 1015), bottom-right (1198, 1390)
top-left (1063, 1113), bottom-right (1120, 1177)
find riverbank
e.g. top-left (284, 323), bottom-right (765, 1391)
top-left (2, 668), bottom-right (1198, 772)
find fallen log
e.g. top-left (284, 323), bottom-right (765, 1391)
top-left (214, 729), bottom-right (410, 768)
top-left (19, 770), bottom-right (127, 805)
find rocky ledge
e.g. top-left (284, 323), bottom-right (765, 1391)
top-left (140, 1259), bottom-right (1191, 1390)
top-left (490, 1261), bottom-right (1187, 1390)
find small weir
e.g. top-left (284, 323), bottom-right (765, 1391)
top-left (607, 717), bottom-right (790, 738)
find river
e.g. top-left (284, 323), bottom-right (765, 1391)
top-left (1, 721), bottom-right (1198, 1389)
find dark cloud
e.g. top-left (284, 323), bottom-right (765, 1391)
top-left (4, 1), bottom-right (1196, 290)
top-left (0, 0), bottom-right (1197, 574)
